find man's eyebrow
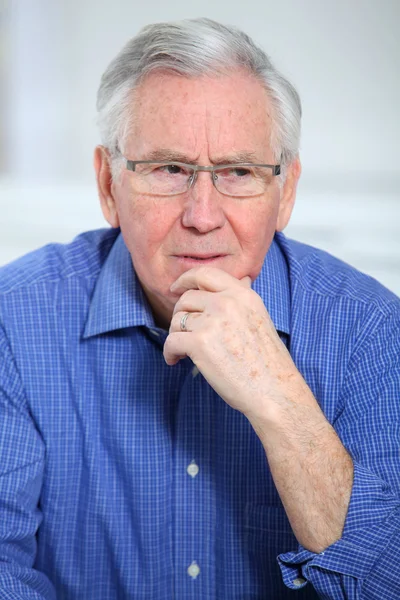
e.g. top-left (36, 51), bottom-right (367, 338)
top-left (141, 149), bottom-right (262, 164)
top-left (211, 151), bottom-right (261, 164)
top-left (142, 149), bottom-right (195, 163)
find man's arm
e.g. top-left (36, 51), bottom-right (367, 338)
top-left (0, 325), bottom-right (56, 600)
top-left (278, 308), bottom-right (400, 597)
top-left (164, 266), bottom-right (353, 551)
top-left (164, 266), bottom-right (400, 598)
top-left (246, 388), bottom-right (354, 554)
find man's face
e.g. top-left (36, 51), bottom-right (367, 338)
top-left (96, 71), bottom-right (300, 325)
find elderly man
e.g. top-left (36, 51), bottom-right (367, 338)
top-left (0, 17), bottom-right (399, 600)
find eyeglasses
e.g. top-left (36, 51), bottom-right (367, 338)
top-left (124, 159), bottom-right (281, 197)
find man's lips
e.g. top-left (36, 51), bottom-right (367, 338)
top-left (175, 253), bottom-right (227, 259)
top-left (173, 254), bottom-right (228, 263)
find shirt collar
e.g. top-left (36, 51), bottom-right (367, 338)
top-left (253, 232), bottom-right (290, 335)
top-left (83, 232), bottom-right (290, 338)
top-left (83, 234), bottom-right (155, 338)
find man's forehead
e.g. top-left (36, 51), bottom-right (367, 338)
top-left (127, 71), bottom-right (273, 158)
top-left (134, 71), bottom-right (271, 120)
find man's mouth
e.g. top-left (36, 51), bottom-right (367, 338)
top-left (174, 254), bottom-right (227, 263)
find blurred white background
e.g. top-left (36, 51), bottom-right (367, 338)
top-left (1, 0), bottom-right (399, 293)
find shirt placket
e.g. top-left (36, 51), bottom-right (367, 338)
top-left (173, 363), bottom-right (216, 599)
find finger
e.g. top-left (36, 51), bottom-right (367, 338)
top-left (163, 331), bottom-right (193, 365)
top-left (170, 266), bottom-right (245, 295)
top-left (172, 289), bottom-right (210, 317)
top-left (169, 310), bottom-right (202, 333)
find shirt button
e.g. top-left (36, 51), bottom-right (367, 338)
top-left (293, 577), bottom-right (306, 587)
top-left (187, 461), bottom-right (199, 478)
top-left (192, 365), bottom-right (199, 377)
top-left (187, 561), bottom-right (200, 579)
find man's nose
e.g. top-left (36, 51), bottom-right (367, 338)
top-left (181, 171), bottom-right (226, 233)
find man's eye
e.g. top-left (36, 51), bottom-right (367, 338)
top-left (159, 164), bottom-right (183, 175)
top-left (216, 167), bottom-right (253, 180)
top-left (217, 167), bottom-right (252, 179)
top-left (233, 168), bottom-right (251, 177)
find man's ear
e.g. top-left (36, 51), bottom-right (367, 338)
top-left (94, 145), bottom-right (120, 228)
top-left (276, 157), bottom-right (301, 231)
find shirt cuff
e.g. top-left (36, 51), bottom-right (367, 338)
top-left (277, 461), bottom-right (399, 589)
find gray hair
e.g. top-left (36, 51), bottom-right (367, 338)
top-left (96, 18), bottom-right (302, 179)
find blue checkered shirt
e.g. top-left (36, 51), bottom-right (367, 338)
top-left (0, 228), bottom-right (399, 599)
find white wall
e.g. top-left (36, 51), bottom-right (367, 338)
top-left (1, 0), bottom-right (399, 293)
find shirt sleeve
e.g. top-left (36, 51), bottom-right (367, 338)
top-left (0, 325), bottom-right (56, 599)
top-left (278, 306), bottom-right (400, 599)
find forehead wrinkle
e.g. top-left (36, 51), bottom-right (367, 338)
top-left (127, 72), bottom-right (274, 163)
top-left (201, 79), bottom-right (271, 164)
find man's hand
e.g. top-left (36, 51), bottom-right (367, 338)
top-left (164, 266), bottom-right (312, 420)
top-left (164, 266), bottom-right (353, 554)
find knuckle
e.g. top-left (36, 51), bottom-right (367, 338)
top-left (239, 287), bottom-right (259, 307)
top-left (196, 265), bottom-right (214, 280)
top-left (175, 289), bottom-right (195, 312)
top-left (171, 314), bottom-right (180, 330)
top-left (163, 334), bottom-right (172, 351)
top-left (197, 328), bottom-right (211, 349)
top-left (165, 331), bottom-right (177, 347)
top-left (220, 295), bottom-right (237, 313)
top-left (183, 289), bottom-right (196, 303)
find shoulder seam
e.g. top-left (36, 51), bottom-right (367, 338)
top-left (291, 254), bottom-right (396, 318)
top-left (0, 457), bottom-right (43, 480)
